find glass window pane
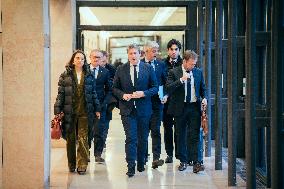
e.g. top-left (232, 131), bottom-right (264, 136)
top-left (79, 7), bottom-right (186, 26)
top-left (82, 30), bottom-right (184, 64)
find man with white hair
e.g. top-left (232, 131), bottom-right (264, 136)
top-left (142, 41), bottom-right (167, 169)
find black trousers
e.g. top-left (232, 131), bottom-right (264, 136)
top-left (175, 102), bottom-right (201, 164)
top-left (163, 102), bottom-right (178, 158)
top-left (146, 95), bottom-right (163, 160)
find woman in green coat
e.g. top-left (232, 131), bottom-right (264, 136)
top-left (54, 50), bottom-right (101, 174)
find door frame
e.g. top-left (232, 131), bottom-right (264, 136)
top-left (75, 1), bottom-right (197, 51)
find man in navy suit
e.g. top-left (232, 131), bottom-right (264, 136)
top-left (113, 43), bottom-right (158, 177)
top-left (89, 49), bottom-right (112, 163)
top-left (141, 41), bottom-right (167, 169)
top-left (100, 50), bottom-right (117, 150)
top-left (166, 50), bottom-right (207, 173)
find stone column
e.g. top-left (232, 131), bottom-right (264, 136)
top-left (0, 0), bottom-right (2, 184)
top-left (2, 0), bottom-right (50, 188)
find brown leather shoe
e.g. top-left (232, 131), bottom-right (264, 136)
top-left (193, 163), bottom-right (205, 173)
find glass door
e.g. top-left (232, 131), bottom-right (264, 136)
top-left (76, 1), bottom-right (190, 62)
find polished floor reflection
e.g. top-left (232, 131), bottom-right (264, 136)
top-left (50, 109), bottom-right (246, 189)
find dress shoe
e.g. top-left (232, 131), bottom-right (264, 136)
top-left (137, 165), bottom-right (145, 172)
top-left (152, 159), bottom-right (164, 169)
top-left (178, 162), bottom-right (187, 171)
top-left (165, 156), bottom-right (173, 163)
top-left (77, 168), bottom-right (86, 175)
top-left (95, 156), bottom-right (105, 163)
top-left (126, 166), bottom-right (135, 177)
top-left (193, 163), bottom-right (205, 173)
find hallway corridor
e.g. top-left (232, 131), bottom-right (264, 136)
top-left (50, 109), bottom-right (245, 189)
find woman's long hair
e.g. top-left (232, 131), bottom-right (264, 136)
top-left (66, 49), bottom-right (88, 72)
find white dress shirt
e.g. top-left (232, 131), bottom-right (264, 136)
top-left (130, 61), bottom-right (140, 86)
top-left (90, 64), bottom-right (99, 79)
top-left (145, 58), bottom-right (155, 71)
top-left (182, 66), bottom-right (197, 102)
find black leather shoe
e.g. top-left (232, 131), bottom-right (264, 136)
top-left (152, 159), bottom-right (164, 169)
top-left (126, 166), bottom-right (135, 177)
top-left (165, 156), bottom-right (173, 163)
top-left (193, 163), bottom-right (205, 173)
top-left (137, 165), bottom-right (145, 172)
top-left (178, 162), bottom-right (187, 171)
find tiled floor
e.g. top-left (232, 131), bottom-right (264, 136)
top-left (50, 109), bottom-right (246, 189)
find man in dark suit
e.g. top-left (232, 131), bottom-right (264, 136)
top-left (141, 41), bottom-right (167, 169)
top-left (166, 50), bottom-right (207, 173)
top-left (163, 39), bottom-right (183, 163)
top-left (113, 43), bottom-right (158, 177)
top-left (89, 49), bottom-right (112, 163)
top-left (101, 50), bottom-right (116, 79)
top-left (100, 50), bottom-right (117, 150)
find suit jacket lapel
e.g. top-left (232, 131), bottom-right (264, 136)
top-left (125, 63), bottom-right (134, 88)
top-left (192, 68), bottom-right (197, 87)
top-left (137, 62), bottom-right (143, 87)
top-left (154, 60), bottom-right (159, 74)
top-left (177, 66), bottom-right (183, 79)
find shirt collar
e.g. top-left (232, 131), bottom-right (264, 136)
top-left (130, 61), bottom-right (140, 67)
top-left (145, 59), bottom-right (155, 64)
top-left (182, 66), bottom-right (193, 74)
top-left (90, 64), bottom-right (99, 71)
top-left (170, 58), bottom-right (177, 63)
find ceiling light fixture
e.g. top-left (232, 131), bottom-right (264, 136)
top-left (79, 7), bottom-right (112, 40)
top-left (79, 7), bottom-right (101, 25)
top-left (144, 7), bottom-right (178, 36)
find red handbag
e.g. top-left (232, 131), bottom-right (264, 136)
top-left (51, 112), bottom-right (64, 140)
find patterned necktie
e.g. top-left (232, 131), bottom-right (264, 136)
top-left (186, 70), bottom-right (191, 82)
top-left (171, 60), bottom-right (176, 66)
top-left (186, 71), bottom-right (191, 102)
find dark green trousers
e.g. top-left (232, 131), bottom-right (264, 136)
top-left (66, 116), bottom-right (89, 170)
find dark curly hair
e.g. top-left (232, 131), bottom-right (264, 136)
top-left (66, 49), bottom-right (88, 72)
top-left (167, 39), bottom-right (182, 50)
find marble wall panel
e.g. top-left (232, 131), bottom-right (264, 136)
top-left (2, 0), bottom-right (45, 188)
